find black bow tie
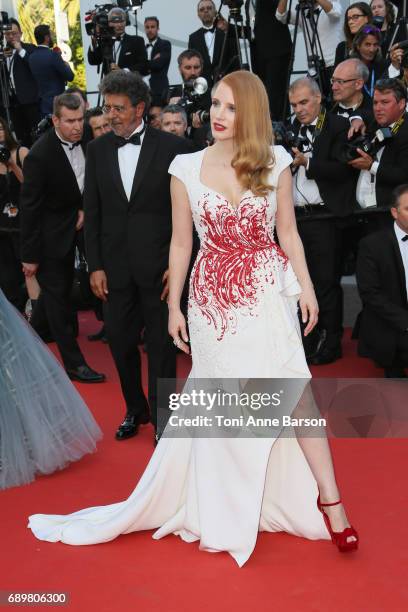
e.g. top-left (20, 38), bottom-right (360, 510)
top-left (115, 126), bottom-right (146, 148)
top-left (402, 235), bottom-right (408, 242)
top-left (146, 43), bottom-right (153, 48)
top-left (61, 140), bottom-right (82, 150)
top-left (338, 107), bottom-right (355, 115)
top-left (203, 26), bottom-right (216, 33)
top-left (300, 124), bottom-right (315, 138)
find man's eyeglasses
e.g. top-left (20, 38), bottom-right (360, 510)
top-left (330, 78), bottom-right (359, 86)
top-left (102, 104), bottom-right (127, 114)
top-left (347, 14), bottom-right (366, 21)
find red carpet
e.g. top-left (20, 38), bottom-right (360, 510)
top-left (1, 313), bottom-right (407, 611)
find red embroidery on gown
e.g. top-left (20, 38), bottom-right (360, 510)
top-left (191, 197), bottom-right (288, 340)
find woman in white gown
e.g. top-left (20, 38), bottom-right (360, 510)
top-left (28, 72), bottom-right (358, 566)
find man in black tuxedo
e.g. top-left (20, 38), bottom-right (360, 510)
top-left (349, 78), bottom-right (408, 234)
top-left (144, 17), bottom-right (171, 106)
top-left (289, 77), bottom-right (358, 365)
top-left (88, 7), bottom-right (147, 76)
top-left (2, 19), bottom-right (39, 146)
top-left (20, 93), bottom-right (105, 384)
top-left (84, 70), bottom-right (192, 441)
top-left (356, 185), bottom-right (408, 377)
top-left (252, 0), bottom-right (292, 121)
top-left (188, 0), bottom-right (231, 86)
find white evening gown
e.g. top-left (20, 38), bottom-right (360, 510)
top-left (28, 146), bottom-right (329, 566)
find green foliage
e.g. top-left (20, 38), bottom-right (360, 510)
top-left (17, 0), bottom-right (86, 91)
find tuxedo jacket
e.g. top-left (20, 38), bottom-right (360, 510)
top-left (147, 37), bottom-right (171, 101)
top-left (331, 95), bottom-right (374, 127)
top-left (28, 47), bottom-right (74, 115)
top-left (20, 129), bottom-right (85, 262)
top-left (253, 0), bottom-right (292, 59)
top-left (293, 113), bottom-right (358, 217)
top-left (8, 43), bottom-right (39, 105)
top-left (88, 33), bottom-right (147, 74)
top-left (356, 227), bottom-right (408, 366)
top-left (84, 127), bottom-right (192, 290)
top-left (368, 114), bottom-right (408, 210)
top-left (188, 27), bottom-right (232, 85)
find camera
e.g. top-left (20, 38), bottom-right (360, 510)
top-left (0, 11), bottom-right (12, 34)
top-left (84, 4), bottom-right (116, 39)
top-left (222, 0), bottom-right (244, 8)
top-left (0, 144), bottom-right (11, 164)
top-left (32, 115), bottom-right (53, 142)
top-left (177, 77), bottom-right (210, 125)
top-left (340, 128), bottom-right (393, 162)
top-left (272, 122), bottom-right (310, 153)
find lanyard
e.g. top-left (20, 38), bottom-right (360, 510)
top-left (364, 70), bottom-right (375, 98)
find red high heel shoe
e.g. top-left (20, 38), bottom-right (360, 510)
top-left (317, 495), bottom-right (359, 553)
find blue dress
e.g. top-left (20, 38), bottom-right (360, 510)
top-left (0, 289), bottom-right (102, 490)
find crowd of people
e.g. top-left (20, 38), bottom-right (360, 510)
top-left (0, 0), bottom-right (407, 467)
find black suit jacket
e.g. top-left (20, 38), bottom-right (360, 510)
top-left (84, 127), bottom-right (192, 289)
top-left (20, 129), bottom-right (84, 262)
top-left (147, 37), bottom-right (171, 101)
top-left (331, 95), bottom-right (374, 127)
top-left (88, 33), bottom-right (148, 74)
top-left (188, 27), bottom-right (232, 85)
top-left (253, 0), bottom-right (292, 59)
top-left (294, 113), bottom-right (358, 217)
top-left (9, 43), bottom-right (39, 105)
top-left (356, 227), bottom-right (408, 366)
top-left (369, 114), bottom-right (408, 209)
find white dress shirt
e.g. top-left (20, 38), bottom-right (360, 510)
top-left (146, 38), bottom-right (157, 61)
top-left (394, 222), bottom-right (408, 299)
top-left (118, 121), bottom-right (146, 200)
top-left (356, 121), bottom-right (397, 209)
top-left (276, 2), bottom-right (342, 67)
top-left (293, 118), bottom-right (324, 206)
top-left (203, 27), bottom-right (216, 63)
top-left (56, 131), bottom-right (85, 193)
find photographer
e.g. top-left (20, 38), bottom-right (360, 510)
top-left (168, 50), bottom-right (211, 147)
top-left (0, 117), bottom-right (29, 311)
top-left (87, 7), bottom-right (147, 75)
top-left (288, 77), bottom-right (357, 364)
top-left (188, 0), bottom-right (231, 87)
top-left (276, 0), bottom-right (343, 89)
top-left (2, 18), bottom-right (39, 147)
top-left (331, 59), bottom-right (374, 127)
top-left (349, 78), bottom-right (408, 231)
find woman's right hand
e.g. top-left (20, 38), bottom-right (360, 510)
top-left (169, 308), bottom-right (190, 355)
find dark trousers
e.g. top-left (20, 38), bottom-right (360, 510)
top-left (254, 54), bottom-right (291, 121)
top-left (105, 282), bottom-right (176, 427)
top-left (31, 252), bottom-right (85, 369)
top-left (0, 231), bottom-right (25, 311)
top-left (297, 214), bottom-right (343, 349)
top-left (10, 103), bottom-right (40, 147)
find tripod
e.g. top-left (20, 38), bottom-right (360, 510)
top-left (282, 0), bottom-right (329, 121)
top-left (0, 40), bottom-right (14, 131)
top-left (216, 5), bottom-right (252, 80)
top-left (387, 0), bottom-right (408, 53)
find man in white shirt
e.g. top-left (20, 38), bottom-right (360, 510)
top-left (356, 184), bottom-right (408, 377)
top-left (348, 78), bottom-right (408, 232)
top-left (20, 93), bottom-right (106, 384)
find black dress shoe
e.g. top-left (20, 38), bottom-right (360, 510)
top-left (308, 346), bottom-right (342, 366)
top-left (66, 365), bottom-right (106, 383)
top-left (384, 367), bottom-right (407, 378)
top-left (87, 326), bottom-right (108, 343)
top-left (115, 415), bottom-right (140, 440)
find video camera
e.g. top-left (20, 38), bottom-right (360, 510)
top-left (177, 78), bottom-right (211, 125)
top-left (84, 4), bottom-right (116, 40)
top-left (0, 11), bottom-right (12, 35)
top-left (272, 121), bottom-right (310, 154)
top-left (340, 128), bottom-right (393, 163)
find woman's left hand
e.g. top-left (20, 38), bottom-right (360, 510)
top-left (299, 285), bottom-right (319, 336)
